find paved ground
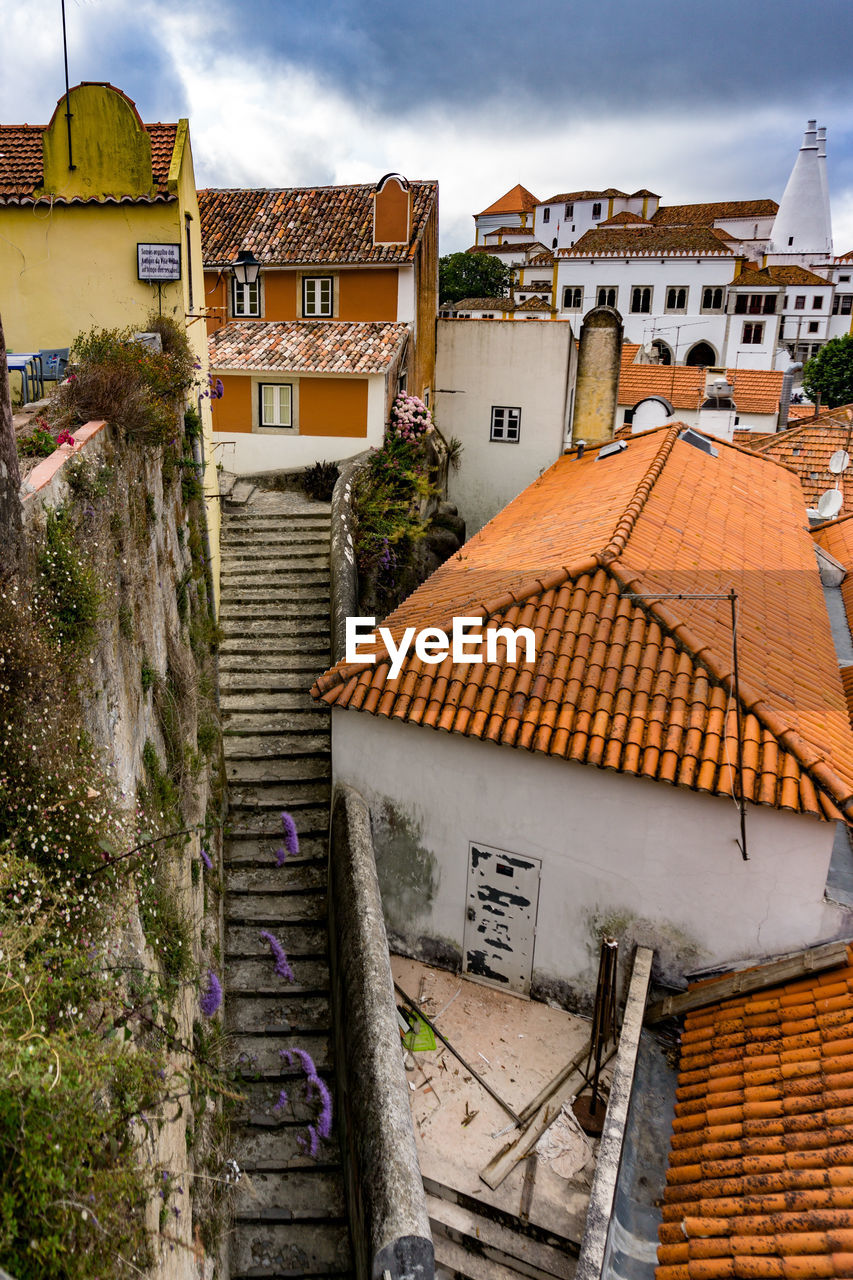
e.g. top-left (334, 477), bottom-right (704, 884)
top-left (219, 487), bottom-right (354, 1278)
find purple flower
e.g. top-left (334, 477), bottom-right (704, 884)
top-left (199, 970), bottom-right (222, 1018)
top-left (259, 930), bottom-right (295, 982)
top-left (305, 1072), bottom-right (333, 1139)
top-left (279, 812), bottom-right (300, 859)
top-left (280, 1048), bottom-right (332, 1151)
top-left (200, 848), bottom-right (212, 871)
top-left (272, 1088), bottom-right (288, 1113)
top-left (299, 1125), bottom-right (320, 1158)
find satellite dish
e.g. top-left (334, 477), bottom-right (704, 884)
top-left (817, 489), bottom-right (843, 519)
top-left (829, 450), bottom-right (850, 474)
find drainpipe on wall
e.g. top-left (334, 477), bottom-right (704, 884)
top-left (778, 362), bottom-right (803, 432)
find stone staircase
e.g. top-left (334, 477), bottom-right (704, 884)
top-left (219, 487), bottom-right (354, 1279)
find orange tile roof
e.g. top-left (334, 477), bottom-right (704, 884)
top-left (543, 188), bottom-right (630, 202)
top-left (842, 667), bottom-right (853, 730)
top-left (750, 408), bottom-right (853, 507)
top-left (208, 319), bottom-right (408, 374)
top-left (789, 405), bottom-right (819, 421)
top-left (515, 296), bottom-right (554, 311)
top-left (313, 426), bottom-right (853, 819)
top-left (619, 365), bottom-right (785, 415)
top-left (657, 946), bottom-right (853, 1280)
top-left (560, 226), bottom-right (737, 258)
top-left (767, 266), bottom-right (832, 287)
top-left (477, 184), bottom-right (540, 217)
top-left (452, 298), bottom-right (514, 311)
top-left (0, 116), bottom-right (178, 204)
top-left (598, 210), bottom-right (651, 227)
top-left (199, 181), bottom-right (437, 267)
top-left (465, 241), bottom-right (548, 258)
top-left (484, 226), bottom-right (536, 238)
top-left (652, 199), bottom-right (778, 226)
top-left (812, 515), bottom-right (853, 641)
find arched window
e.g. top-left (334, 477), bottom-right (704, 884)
top-left (596, 287), bottom-right (617, 307)
top-left (685, 341), bottom-right (717, 367)
top-left (701, 287), bottom-right (724, 312)
top-left (630, 286), bottom-right (652, 314)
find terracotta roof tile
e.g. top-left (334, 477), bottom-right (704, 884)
top-left (208, 319), bottom-right (408, 374)
top-left (750, 408), bottom-right (853, 507)
top-left (559, 226), bottom-right (737, 259)
top-left (0, 118), bottom-right (178, 204)
top-left (484, 226), bottom-right (536, 237)
top-left (514, 296), bottom-right (554, 311)
top-left (598, 210), bottom-right (651, 227)
top-left (619, 364), bottom-right (785, 415)
top-left (199, 181), bottom-right (437, 267)
top-left (652, 200), bottom-right (779, 226)
top-left (314, 426), bottom-right (853, 818)
top-left (451, 297), bottom-right (514, 310)
top-left (543, 188), bottom-right (630, 202)
top-left (476, 184), bottom-right (540, 217)
top-left (465, 241), bottom-right (549, 257)
top-left (657, 948), bottom-right (853, 1280)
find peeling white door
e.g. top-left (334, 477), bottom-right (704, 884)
top-left (463, 842), bottom-right (541, 995)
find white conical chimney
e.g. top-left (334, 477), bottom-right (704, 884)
top-left (817, 126), bottom-right (833, 258)
top-left (768, 120), bottom-right (832, 264)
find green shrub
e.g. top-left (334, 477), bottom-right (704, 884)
top-left (302, 459), bottom-right (340, 502)
top-left (19, 424), bottom-right (57, 456)
top-left (36, 507), bottom-right (101, 652)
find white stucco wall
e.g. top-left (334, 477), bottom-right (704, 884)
top-left (396, 265), bottom-right (415, 324)
top-left (435, 318), bottom-right (576, 534)
top-left (212, 372), bottom-right (387, 474)
top-left (332, 711), bottom-right (849, 1002)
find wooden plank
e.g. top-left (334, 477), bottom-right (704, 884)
top-left (645, 939), bottom-right (851, 1024)
top-left (518, 1040), bottom-right (591, 1127)
top-left (479, 1046), bottom-right (616, 1191)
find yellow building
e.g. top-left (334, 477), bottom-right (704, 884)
top-left (0, 81), bottom-right (220, 593)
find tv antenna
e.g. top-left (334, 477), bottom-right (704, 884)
top-left (61, 0), bottom-right (75, 170)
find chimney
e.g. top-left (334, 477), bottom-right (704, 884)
top-left (373, 173), bottom-right (411, 246)
top-left (777, 362), bottom-right (802, 432)
top-left (571, 306), bottom-right (624, 447)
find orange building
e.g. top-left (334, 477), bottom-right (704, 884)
top-left (199, 174), bottom-right (438, 473)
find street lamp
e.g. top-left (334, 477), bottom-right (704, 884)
top-left (232, 250), bottom-right (260, 286)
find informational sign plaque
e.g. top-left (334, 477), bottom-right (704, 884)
top-left (137, 243), bottom-right (181, 281)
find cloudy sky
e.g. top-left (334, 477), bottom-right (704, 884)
top-left (3, 0), bottom-right (853, 253)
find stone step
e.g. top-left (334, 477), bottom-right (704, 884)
top-left (226, 992), bottom-right (331, 1035)
top-left (221, 692), bottom-right (323, 714)
top-left (228, 780), bottom-right (331, 810)
top-left (233, 1032), bottom-right (333, 1078)
top-left (233, 1167), bottom-right (346, 1220)
top-left (221, 678), bottom-right (322, 699)
top-left (427, 1194), bottom-right (577, 1280)
top-left (223, 733), bottom-right (330, 758)
top-left (228, 956), bottom-right (330, 994)
top-left (227, 863), bottom-right (327, 893)
top-left (227, 757), bottom-right (330, 785)
top-left (235, 1079), bottom-right (333, 1129)
top-left (222, 556), bottom-right (330, 573)
top-left (225, 804), bottom-right (330, 838)
top-left (230, 1220), bottom-right (351, 1277)
top-left (224, 837), bottom-right (327, 864)
top-left (226, 890), bottom-right (327, 925)
top-left (222, 706), bottom-right (330, 730)
top-left (220, 583), bottom-right (331, 601)
top-left (221, 570), bottom-right (331, 591)
top-left (219, 606), bottom-right (331, 624)
top-left (222, 513), bottom-right (330, 527)
top-left (227, 922), bottom-right (328, 958)
top-left (221, 654), bottom-right (329, 677)
top-left (221, 618), bottom-right (330, 639)
top-left (221, 537), bottom-right (330, 554)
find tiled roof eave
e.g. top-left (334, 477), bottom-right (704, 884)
top-left (0, 193), bottom-right (177, 206)
top-left (558, 248), bottom-right (734, 259)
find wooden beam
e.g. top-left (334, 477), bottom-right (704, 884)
top-left (644, 939), bottom-right (851, 1024)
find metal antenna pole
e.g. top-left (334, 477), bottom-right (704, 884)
top-left (61, 0), bottom-right (75, 170)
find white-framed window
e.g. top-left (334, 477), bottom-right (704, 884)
top-left (259, 383), bottom-right (293, 428)
top-left (490, 406), bottom-right (520, 442)
top-left (794, 295), bottom-right (806, 310)
top-left (701, 286), bottom-right (724, 312)
top-left (303, 276), bottom-right (333, 317)
top-left (630, 286), bottom-right (652, 314)
top-left (592, 202), bottom-right (602, 219)
top-left (565, 203), bottom-right (573, 218)
top-left (833, 295), bottom-right (853, 316)
top-left (542, 207), bottom-right (550, 223)
top-left (563, 286), bottom-right (583, 309)
top-left (665, 286), bottom-right (688, 312)
top-left (232, 277), bottom-right (261, 317)
top-left (597, 286), bottom-right (617, 307)
top-left (742, 322), bottom-right (764, 344)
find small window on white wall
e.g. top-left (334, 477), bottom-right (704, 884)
top-left (259, 383), bottom-right (293, 427)
top-left (490, 406), bottom-right (520, 442)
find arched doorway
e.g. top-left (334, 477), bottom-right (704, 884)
top-left (685, 341), bottom-right (717, 367)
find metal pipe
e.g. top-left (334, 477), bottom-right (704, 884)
top-left (393, 981), bottom-right (522, 1125)
top-left (61, 0), bottom-right (75, 171)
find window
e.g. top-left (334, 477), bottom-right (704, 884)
top-left (490, 406), bottom-right (521, 442)
top-left (232, 277), bottom-right (261, 317)
top-left (259, 383), bottom-right (292, 428)
top-left (813, 296), bottom-right (824, 309)
top-left (788, 236), bottom-right (794, 246)
top-left (794, 295), bottom-right (806, 310)
top-left (665, 286), bottom-right (688, 312)
top-left (841, 275), bottom-right (851, 283)
top-left (563, 286), bottom-right (582, 308)
top-left (552, 238), bottom-right (558, 249)
top-left (623, 408), bottom-right (634, 425)
top-left (597, 286), bottom-right (617, 307)
top-left (303, 276), bottom-right (333, 316)
top-left (592, 202), bottom-right (602, 219)
top-left (701, 286), bottom-right (724, 312)
top-left (833, 295), bottom-right (853, 315)
top-left (808, 321), bottom-right (820, 333)
top-left (565, 203), bottom-right (574, 218)
top-left (630, 286), bottom-right (652, 314)
top-left (742, 322), bottom-right (764, 344)
top-left (734, 293), bottom-right (775, 315)
top-left (542, 207), bottom-right (550, 223)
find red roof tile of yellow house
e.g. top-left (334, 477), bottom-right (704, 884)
top-left (749, 407), bottom-right (853, 507)
top-left (618, 364), bottom-right (785, 415)
top-left (657, 945), bottom-right (853, 1280)
top-left (199, 181), bottom-right (437, 267)
top-left (209, 319), bottom-right (409, 374)
top-left (313, 426), bottom-right (853, 819)
top-left (476, 184), bottom-right (540, 217)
